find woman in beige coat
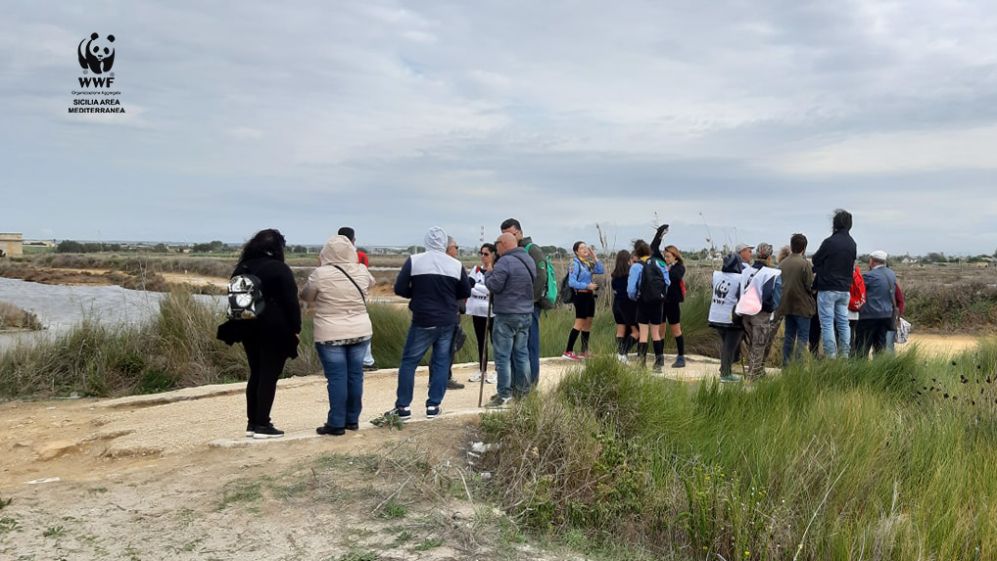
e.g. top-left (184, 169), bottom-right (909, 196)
top-left (300, 235), bottom-right (375, 436)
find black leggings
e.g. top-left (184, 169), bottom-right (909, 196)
top-left (472, 315), bottom-right (493, 370)
top-left (243, 338), bottom-right (288, 427)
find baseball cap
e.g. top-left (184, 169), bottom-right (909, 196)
top-left (870, 250), bottom-right (888, 261)
top-left (734, 243), bottom-right (754, 253)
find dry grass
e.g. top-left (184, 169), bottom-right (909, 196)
top-left (0, 301), bottom-right (42, 332)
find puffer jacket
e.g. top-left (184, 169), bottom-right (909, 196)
top-left (848, 266), bottom-right (866, 312)
top-left (300, 235), bottom-right (375, 343)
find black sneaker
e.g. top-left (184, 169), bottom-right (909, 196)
top-left (346, 423), bottom-right (360, 431)
top-left (384, 407), bottom-right (412, 423)
top-left (446, 379), bottom-right (465, 390)
top-left (316, 425), bottom-right (346, 436)
top-left (426, 405), bottom-right (442, 419)
top-left (252, 424), bottom-right (284, 439)
top-left (653, 355), bottom-right (665, 372)
top-left (245, 423), bottom-right (255, 437)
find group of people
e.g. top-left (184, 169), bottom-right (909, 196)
top-left (218, 219), bottom-right (551, 438)
top-left (708, 209), bottom-right (905, 382)
top-left (217, 208), bottom-right (905, 438)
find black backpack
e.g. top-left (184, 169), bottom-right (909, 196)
top-left (226, 274), bottom-right (265, 320)
top-left (639, 259), bottom-right (667, 304)
top-left (559, 271), bottom-right (575, 304)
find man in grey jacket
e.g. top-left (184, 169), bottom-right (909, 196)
top-left (855, 250), bottom-right (897, 357)
top-left (484, 233), bottom-right (537, 407)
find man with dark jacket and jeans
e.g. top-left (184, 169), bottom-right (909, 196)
top-left (500, 218), bottom-right (546, 386)
top-left (778, 234), bottom-right (816, 364)
top-left (386, 227), bottom-right (471, 421)
top-left (812, 209), bottom-right (857, 358)
top-left (485, 233), bottom-right (537, 407)
top-left (856, 250), bottom-right (897, 357)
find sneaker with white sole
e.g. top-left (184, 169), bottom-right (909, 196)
top-left (485, 372), bottom-right (497, 384)
top-left (486, 394), bottom-right (512, 408)
top-left (426, 405), bottom-right (442, 419)
top-left (468, 371), bottom-right (483, 383)
top-left (252, 424), bottom-right (284, 439)
top-left (383, 407), bottom-right (412, 422)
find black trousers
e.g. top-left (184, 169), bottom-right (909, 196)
top-left (715, 326), bottom-right (744, 376)
top-left (243, 337), bottom-right (288, 427)
top-left (855, 318), bottom-right (892, 358)
top-left (472, 315), bottom-right (493, 370)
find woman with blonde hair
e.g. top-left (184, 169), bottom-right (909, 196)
top-left (662, 245), bottom-right (687, 367)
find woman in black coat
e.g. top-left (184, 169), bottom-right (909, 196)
top-left (218, 229), bottom-right (301, 439)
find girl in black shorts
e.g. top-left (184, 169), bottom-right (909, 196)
top-left (663, 245), bottom-right (687, 368)
top-left (611, 250), bottom-right (639, 362)
top-left (563, 241), bottom-right (604, 360)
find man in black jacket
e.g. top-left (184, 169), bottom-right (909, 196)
top-left (811, 209), bottom-right (857, 358)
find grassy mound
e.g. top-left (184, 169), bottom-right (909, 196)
top-left (480, 342), bottom-right (997, 560)
top-left (0, 301), bottom-right (42, 332)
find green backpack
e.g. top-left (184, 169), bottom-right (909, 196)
top-left (525, 243), bottom-right (558, 310)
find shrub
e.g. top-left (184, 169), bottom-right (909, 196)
top-left (481, 342), bottom-right (997, 559)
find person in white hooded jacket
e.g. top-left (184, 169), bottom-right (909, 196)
top-left (300, 235), bottom-right (375, 436)
top-left (466, 243), bottom-right (496, 384)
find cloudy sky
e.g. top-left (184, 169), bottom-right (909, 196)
top-left (3, 1), bottom-right (997, 255)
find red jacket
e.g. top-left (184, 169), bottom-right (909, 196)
top-left (357, 250), bottom-right (369, 267)
top-left (848, 265), bottom-right (866, 312)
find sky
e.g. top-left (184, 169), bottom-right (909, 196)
top-left (2, 1), bottom-right (997, 256)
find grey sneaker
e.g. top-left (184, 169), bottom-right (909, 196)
top-left (486, 394), bottom-right (512, 408)
top-left (719, 373), bottom-right (743, 383)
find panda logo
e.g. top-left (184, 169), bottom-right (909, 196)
top-left (714, 279), bottom-right (731, 301)
top-left (78, 33), bottom-right (115, 74)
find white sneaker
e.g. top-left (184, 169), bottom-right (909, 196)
top-left (485, 372), bottom-right (497, 384)
top-left (616, 354), bottom-right (628, 363)
top-left (468, 371), bottom-right (483, 383)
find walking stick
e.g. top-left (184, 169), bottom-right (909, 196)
top-left (478, 298), bottom-right (493, 408)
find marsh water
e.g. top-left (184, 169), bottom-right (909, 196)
top-left (0, 278), bottom-right (222, 352)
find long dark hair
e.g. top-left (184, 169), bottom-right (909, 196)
top-left (612, 250), bottom-right (632, 278)
top-left (239, 228), bottom-right (286, 263)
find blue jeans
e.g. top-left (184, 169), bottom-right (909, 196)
top-left (493, 313), bottom-right (532, 399)
top-left (885, 331), bottom-right (896, 353)
top-left (395, 324), bottom-right (456, 409)
top-left (526, 305), bottom-right (541, 385)
top-left (817, 291), bottom-right (851, 358)
top-left (782, 315), bottom-right (811, 365)
top-left (315, 341), bottom-right (366, 429)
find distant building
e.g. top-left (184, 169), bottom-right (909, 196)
top-left (0, 233), bottom-right (23, 257)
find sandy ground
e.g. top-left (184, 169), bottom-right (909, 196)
top-left (0, 355), bottom-right (730, 561)
top-left (0, 336), bottom-right (987, 560)
top-left (159, 272), bottom-right (230, 290)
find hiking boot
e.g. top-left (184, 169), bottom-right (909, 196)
top-left (562, 351), bottom-right (582, 361)
top-left (426, 405), bottom-right (442, 419)
top-left (653, 355), bottom-right (665, 372)
top-left (252, 424), bottom-right (284, 439)
top-left (447, 379), bottom-right (465, 390)
top-left (485, 372), bottom-right (497, 384)
top-left (316, 425), bottom-right (346, 436)
top-left (468, 370), bottom-right (483, 383)
top-left (486, 394), bottom-right (512, 408)
top-left (346, 423), bottom-right (360, 431)
top-left (672, 356), bottom-right (686, 368)
top-left (383, 407), bottom-right (412, 423)
top-left (719, 373), bottom-right (743, 383)
top-left (363, 363), bottom-right (377, 372)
